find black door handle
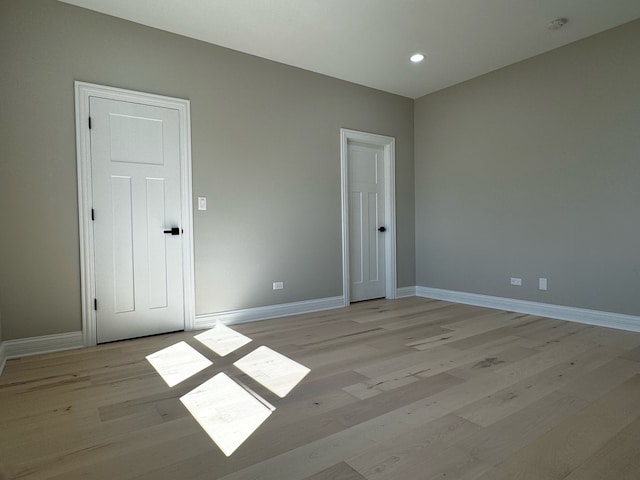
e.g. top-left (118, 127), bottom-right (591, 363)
top-left (164, 227), bottom-right (180, 235)
top-left (378, 226), bottom-right (386, 232)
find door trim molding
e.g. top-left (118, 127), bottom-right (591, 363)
top-left (340, 128), bottom-right (397, 305)
top-left (74, 81), bottom-right (195, 346)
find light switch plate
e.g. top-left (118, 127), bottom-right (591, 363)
top-left (198, 197), bottom-right (207, 211)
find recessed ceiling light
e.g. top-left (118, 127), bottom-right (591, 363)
top-left (410, 53), bottom-right (425, 63)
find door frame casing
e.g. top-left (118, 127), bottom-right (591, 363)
top-left (340, 128), bottom-right (397, 305)
top-left (74, 81), bottom-right (195, 346)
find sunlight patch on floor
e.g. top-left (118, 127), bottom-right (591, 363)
top-left (195, 323), bottom-right (252, 356)
top-left (145, 341), bottom-right (212, 387)
top-left (234, 345), bottom-right (311, 398)
top-left (180, 372), bottom-right (273, 457)
top-left (146, 327), bottom-right (311, 455)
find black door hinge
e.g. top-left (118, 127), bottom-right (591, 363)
top-left (94, 298), bottom-right (97, 310)
top-left (91, 208), bottom-right (95, 221)
top-left (88, 117), bottom-right (92, 129)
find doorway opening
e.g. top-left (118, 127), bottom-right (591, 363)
top-left (75, 82), bottom-right (195, 345)
top-left (340, 128), bottom-right (397, 305)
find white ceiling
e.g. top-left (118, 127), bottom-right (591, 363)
top-left (58, 0), bottom-right (640, 99)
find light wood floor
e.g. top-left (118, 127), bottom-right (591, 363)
top-left (2, 297), bottom-right (640, 479)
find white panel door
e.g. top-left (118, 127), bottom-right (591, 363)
top-left (90, 97), bottom-right (184, 343)
top-left (348, 142), bottom-right (386, 302)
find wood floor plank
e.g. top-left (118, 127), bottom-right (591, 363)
top-left (562, 416), bottom-right (640, 480)
top-left (454, 343), bottom-right (622, 427)
top-left (361, 444), bottom-right (492, 480)
top-left (346, 413), bottom-right (480, 479)
top-left (559, 356), bottom-right (640, 402)
top-left (6, 417), bottom-right (203, 480)
top-left (620, 344), bottom-right (640, 362)
top-left (455, 390), bottom-right (589, 466)
top-left (406, 310), bottom-right (528, 350)
top-left (302, 461), bottom-right (368, 480)
top-left (488, 334), bottom-right (596, 382)
top-left (475, 375), bottom-right (640, 480)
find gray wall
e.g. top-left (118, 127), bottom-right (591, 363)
top-left (415, 19), bottom-right (640, 316)
top-left (0, 0), bottom-right (415, 340)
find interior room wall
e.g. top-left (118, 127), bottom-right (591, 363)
top-left (0, 0), bottom-right (415, 341)
top-left (414, 19), bottom-right (640, 316)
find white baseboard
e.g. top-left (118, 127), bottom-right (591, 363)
top-left (0, 341), bottom-right (6, 376)
top-left (2, 331), bottom-right (84, 363)
top-left (396, 286), bottom-right (417, 298)
top-left (416, 286), bottom-right (640, 332)
top-left (194, 296), bottom-right (345, 329)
